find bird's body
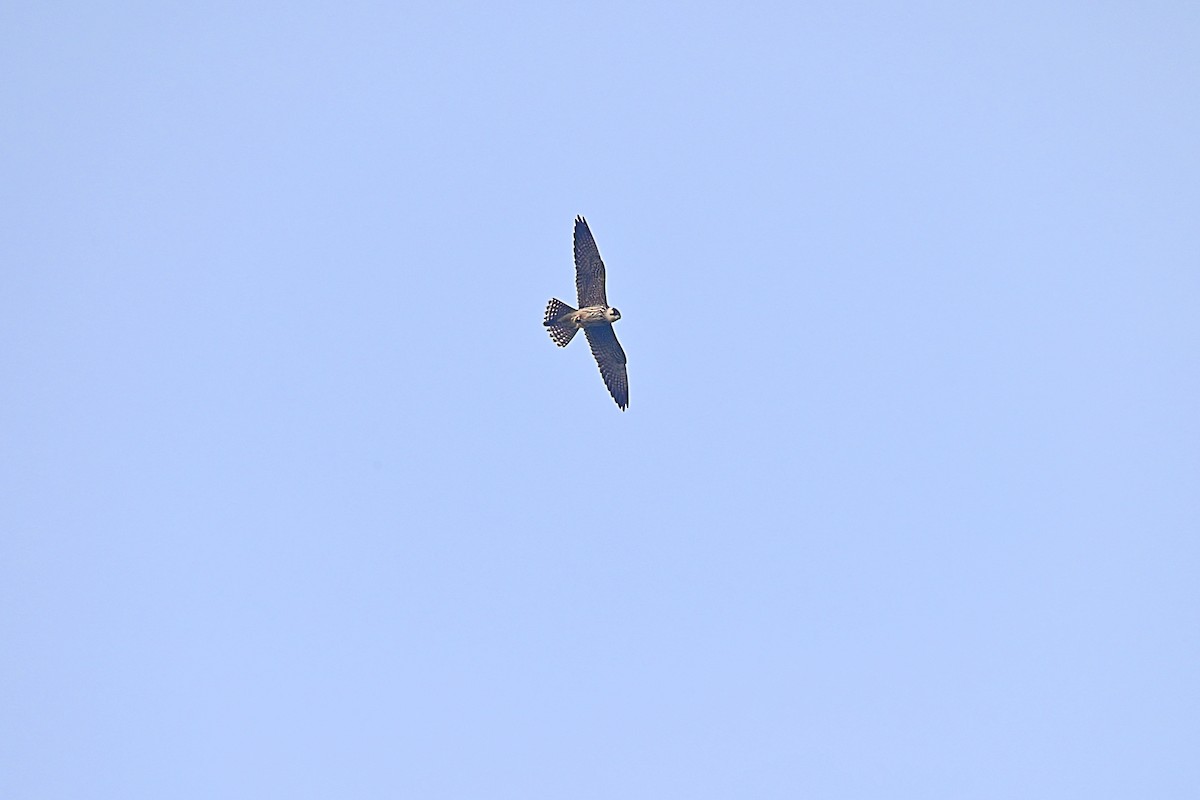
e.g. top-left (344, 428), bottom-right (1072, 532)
top-left (543, 217), bottom-right (629, 410)
top-left (560, 305), bottom-right (621, 327)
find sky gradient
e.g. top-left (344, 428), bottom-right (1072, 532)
top-left (3, 2), bottom-right (1198, 797)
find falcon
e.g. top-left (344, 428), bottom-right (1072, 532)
top-left (543, 216), bottom-right (629, 410)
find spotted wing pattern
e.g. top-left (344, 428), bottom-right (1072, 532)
top-left (584, 323), bottom-right (628, 410)
top-left (574, 215), bottom-right (607, 308)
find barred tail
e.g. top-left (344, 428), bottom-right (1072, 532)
top-left (543, 298), bottom-right (578, 347)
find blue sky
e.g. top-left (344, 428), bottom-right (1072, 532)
top-left (2, 2), bottom-right (1198, 797)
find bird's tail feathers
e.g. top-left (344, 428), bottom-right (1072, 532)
top-left (543, 298), bottom-right (578, 347)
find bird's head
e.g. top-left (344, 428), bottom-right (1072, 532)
top-left (605, 306), bottom-right (621, 323)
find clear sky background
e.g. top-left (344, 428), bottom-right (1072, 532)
top-left (2, 2), bottom-right (1198, 797)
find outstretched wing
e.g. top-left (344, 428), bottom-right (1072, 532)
top-left (584, 323), bottom-right (628, 410)
top-left (574, 215), bottom-right (608, 308)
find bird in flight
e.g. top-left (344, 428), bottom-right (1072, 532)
top-left (543, 216), bottom-right (629, 410)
